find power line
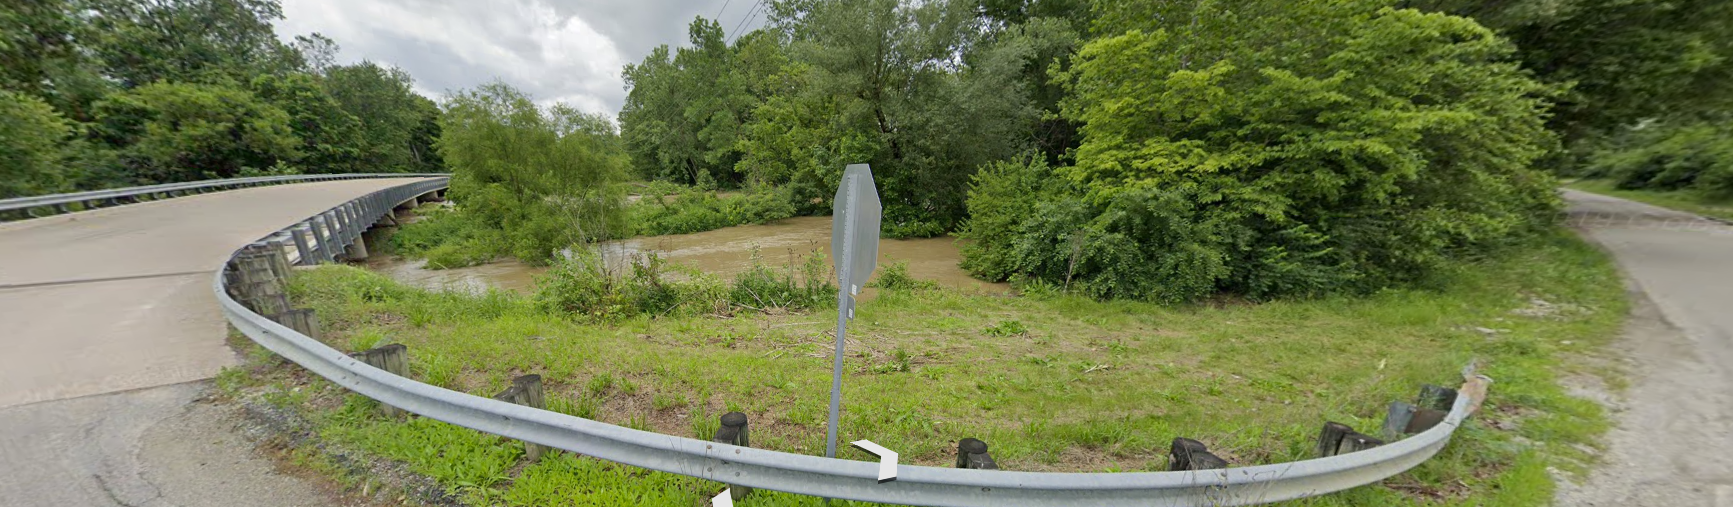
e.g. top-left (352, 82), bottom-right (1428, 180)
top-left (726, 0), bottom-right (764, 45)
top-left (714, 0), bottom-right (732, 21)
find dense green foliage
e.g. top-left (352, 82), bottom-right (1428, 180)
top-left (0, 0), bottom-right (442, 198)
top-left (0, 90), bottom-right (80, 196)
top-left (1587, 119), bottom-right (1733, 198)
top-left (1411, 0), bottom-right (1733, 145)
top-left (626, 183), bottom-right (797, 236)
top-left (398, 83), bottom-right (628, 267)
top-left (621, 2), bottom-right (1075, 236)
top-left (962, 4), bottom-right (1560, 302)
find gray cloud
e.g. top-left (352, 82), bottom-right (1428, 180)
top-left (274, 0), bottom-right (772, 116)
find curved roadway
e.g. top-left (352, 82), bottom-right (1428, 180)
top-left (0, 178), bottom-right (433, 507)
top-left (1558, 190), bottom-right (1733, 506)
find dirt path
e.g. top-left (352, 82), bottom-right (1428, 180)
top-left (1556, 189), bottom-right (1733, 506)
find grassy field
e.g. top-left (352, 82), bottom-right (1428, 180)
top-left (219, 230), bottom-right (1627, 506)
top-left (1567, 179), bottom-right (1733, 221)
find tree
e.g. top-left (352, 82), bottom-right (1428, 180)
top-left (439, 82), bottom-right (628, 264)
top-left (963, 3), bottom-right (1560, 302)
top-left (0, 90), bottom-right (78, 198)
top-left (324, 61), bottom-right (437, 172)
top-left (250, 73), bottom-right (363, 173)
top-left (291, 33), bottom-right (339, 76)
top-left (773, 0), bottom-right (1040, 235)
top-left (78, 0), bottom-right (300, 87)
top-left (0, 0), bottom-right (113, 121)
top-left (619, 18), bottom-right (752, 187)
top-left (1408, 0), bottom-right (1733, 143)
top-left (92, 81), bottom-right (301, 182)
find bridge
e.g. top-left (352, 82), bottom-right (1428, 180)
top-left (0, 177), bottom-right (440, 506)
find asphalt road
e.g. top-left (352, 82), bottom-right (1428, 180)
top-left (0, 179), bottom-right (432, 507)
top-left (1557, 189), bottom-right (1733, 506)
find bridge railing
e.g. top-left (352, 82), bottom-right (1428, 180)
top-left (215, 177), bottom-right (1491, 506)
top-left (0, 173), bottom-right (448, 219)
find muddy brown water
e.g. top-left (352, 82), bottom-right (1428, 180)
top-left (367, 216), bottom-right (1008, 295)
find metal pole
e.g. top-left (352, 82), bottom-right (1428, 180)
top-left (825, 286), bottom-right (848, 460)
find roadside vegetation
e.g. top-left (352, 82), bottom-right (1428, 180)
top-left (2, 1), bottom-right (443, 198)
top-left (625, 181), bottom-right (798, 236)
top-left (19, 0), bottom-right (1727, 503)
top-left (1566, 179), bottom-right (1733, 222)
top-left (1563, 118), bottom-right (1733, 221)
top-left (219, 230), bottom-right (1624, 505)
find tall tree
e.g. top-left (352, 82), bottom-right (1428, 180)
top-left (78, 0), bottom-right (300, 87)
top-left (441, 82), bottom-right (628, 262)
top-left (0, 90), bottom-right (78, 198)
top-left (324, 61), bottom-right (435, 172)
top-left (1409, 0), bottom-right (1733, 142)
top-left (250, 73), bottom-right (363, 173)
top-left (92, 81), bottom-right (301, 182)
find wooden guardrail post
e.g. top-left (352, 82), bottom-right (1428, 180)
top-left (713, 412), bottom-right (752, 500)
top-left (267, 308), bottom-right (319, 340)
top-left (355, 344), bottom-right (409, 417)
top-left (956, 438), bottom-right (999, 470)
top-left (231, 250), bottom-right (289, 316)
top-left (494, 375), bottom-right (548, 461)
top-left (1168, 438), bottom-right (1226, 471)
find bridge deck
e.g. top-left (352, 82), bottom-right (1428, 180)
top-left (0, 178), bottom-right (434, 409)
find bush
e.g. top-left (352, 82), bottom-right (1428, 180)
top-left (727, 249), bottom-right (834, 311)
top-left (533, 248), bottom-right (831, 320)
top-left (867, 261), bottom-right (937, 291)
top-left (963, 6), bottom-right (1560, 303)
top-left (628, 184), bottom-right (798, 236)
top-left (1593, 121), bottom-right (1733, 198)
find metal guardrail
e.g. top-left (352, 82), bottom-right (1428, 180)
top-left (0, 173), bottom-right (448, 217)
top-left (215, 178), bottom-right (1487, 506)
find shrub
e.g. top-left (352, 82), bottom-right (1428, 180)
top-left (1593, 121), bottom-right (1733, 198)
top-left (628, 185), bottom-right (798, 236)
top-left (963, 6), bottom-right (1560, 303)
top-left (533, 248), bottom-right (830, 320)
top-left (867, 261), bottom-right (937, 291)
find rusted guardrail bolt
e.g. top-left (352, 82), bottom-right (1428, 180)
top-left (712, 412), bottom-right (751, 499)
top-left (956, 438), bottom-right (998, 470)
top-left (1168, 438), bottom-right (1227, 471)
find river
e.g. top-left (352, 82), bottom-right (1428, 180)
top-left (366, 216), bottom-right (1007, 294)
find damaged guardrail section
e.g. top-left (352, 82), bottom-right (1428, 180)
top-left (214, 176), bottom-right (1494, 506)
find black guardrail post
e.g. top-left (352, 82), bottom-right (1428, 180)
top-left (713, 412), bottom-right (752, 500)
top-left (957, 438), bottom-right (999, 470)
top-left (1169, 438), bottom-right (1226, 471)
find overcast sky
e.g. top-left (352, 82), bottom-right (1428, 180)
top-left (273, 0), bottom-right (773, 116)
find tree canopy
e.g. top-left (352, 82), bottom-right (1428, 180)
top-left (0, 0), bottom-right (442, 197)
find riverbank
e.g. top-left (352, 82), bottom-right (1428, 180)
top-left (217, 228), bottom-right (1626, 506)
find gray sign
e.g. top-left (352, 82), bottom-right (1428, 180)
top-left (824, 163), bottom-right (881, 464)
top-left (830, 163), bottom-right (881, 293)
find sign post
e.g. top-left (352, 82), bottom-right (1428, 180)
top-left (825, 164), bottom-right (881, 461)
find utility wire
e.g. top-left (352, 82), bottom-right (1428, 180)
top-left (714, 0), bottom-right (732, 21)
top-left (726, 0), bottom-right (764, 45)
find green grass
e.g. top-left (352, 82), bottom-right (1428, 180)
top-left (224, 229), bottom-right (1626, 506)
top-left (1567, 178), bottom-right (1733, 221)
